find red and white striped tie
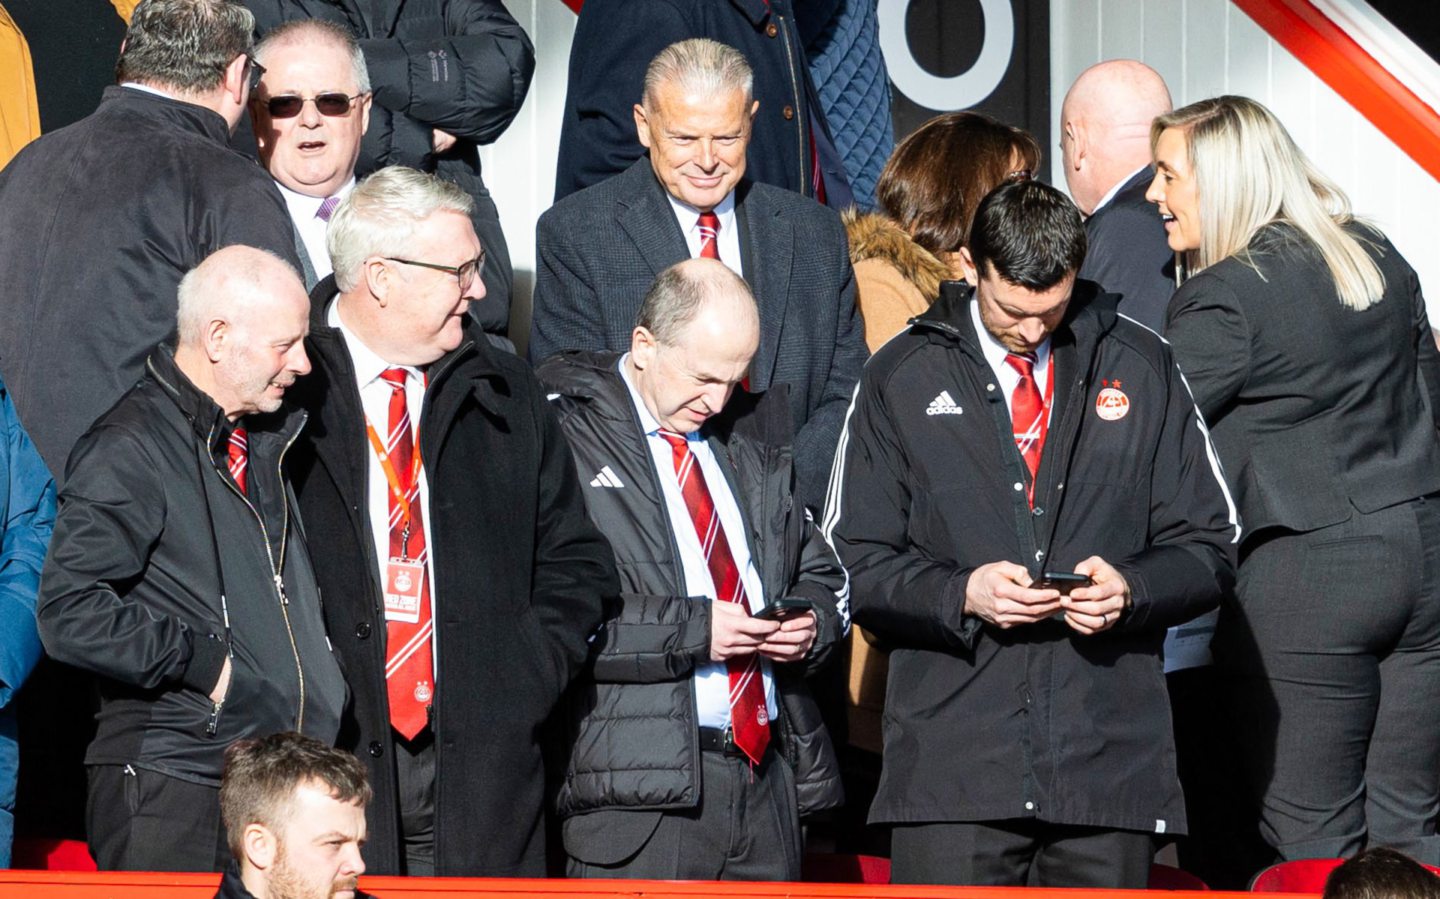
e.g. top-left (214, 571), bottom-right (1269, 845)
top-left (697, 211), bottom-right (721, 261)
top-left (227, 425), bottom-right (248, 495)
top-left (659, 430), bottom-right (769, 764)
top-left (1006, 353), bottom-right (1047, 505)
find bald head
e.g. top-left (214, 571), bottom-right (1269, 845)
top-left (1061, 60), bottom-right (1172, 214)
top-left (174, 246), bottom-right (312, 420)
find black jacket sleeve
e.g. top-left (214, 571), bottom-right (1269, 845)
top-left (786, 509), bottom-right (850, 673)
top-left (588, 591), bottom-right (712, 684)
top-left (1165, 272), bottom-right (1252, 421)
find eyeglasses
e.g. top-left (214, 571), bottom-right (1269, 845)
top-left (244, 54), bottom-right (266, 92)
top-left (385, 253), bottom-right (486, 292)
top-left (264, 92), bottom-right (365, 119)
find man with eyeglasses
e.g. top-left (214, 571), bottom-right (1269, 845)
top-left (251, 19), bottom-right (372, 289)
top-left (0, 0), bottom-right (300, 479)
top-left (287, 166), bottom-right (616, 877)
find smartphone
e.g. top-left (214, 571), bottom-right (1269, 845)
top-left (1037, 571), bottom-right (1093, 595)
top-left (755, 597), bottom-right (812, 620)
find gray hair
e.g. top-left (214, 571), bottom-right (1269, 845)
top-left (327, 167), bottom-right (475, 293)
top-left (636, 258), bottom-right (756, 345)
top-left (176, 245), bottom-right (300, 344)
top-left (642, 38), bottom-right (753, 110)
top-left (253, 19), bottom-right (370, 95)
top-left (116, 0), bottom-right (255, 94)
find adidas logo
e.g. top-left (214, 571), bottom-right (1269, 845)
top-left (589, 466), bottom-right (625, 488)
top-left (926, 390), bottom-right (963, 416)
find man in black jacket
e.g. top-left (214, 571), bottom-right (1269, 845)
top-left (824, 181), bottom-right (1238, 888)
top-left (38, 246), bottom-right (345, 872)
top-left (537, 258), bottom-right (847, 880)
top-left (288, 166), bottom-right (615, 877)
top-left (0, 0), bottom-right (301, 477)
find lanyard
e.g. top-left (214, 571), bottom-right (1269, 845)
top-left (363, 416), bottom-right (423, 537)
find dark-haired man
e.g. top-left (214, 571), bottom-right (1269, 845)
top-left (217, 732), bottom-right (372, 899)
top-left (0, 0), bottom-right (300, 476)
top-left (824, 180), bottom-right (1237, 888)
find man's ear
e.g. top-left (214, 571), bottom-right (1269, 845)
top-left (1066, 120), bottom-right (1086, 170)
top-left (633, 103), bottom-right (652, 150)
top-left (957, 246), bottom-right (979, 285)
top-left (242, 823), bottom-right (278, 872)
top-left (222, 53), bottom-right (249, 108)
top-left (363, 258), bottom-right (391, 306)
top-left (203, 318), bottom-right (230, 363)
top-left (631, 326), bottom-right (657, 370)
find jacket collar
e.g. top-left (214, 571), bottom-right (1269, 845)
top-left (730, 0), bottom-right (772, 26)
top-left (912, 277), bottom-right (1118, 359)
top-left (104, 85), bottom-right (232, 147)
top-left (145, 346), bottom-right (305, 454)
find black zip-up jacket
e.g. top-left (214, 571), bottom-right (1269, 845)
top-left (37, 348), bottom-right (345, 784)
top-left (537, 351), bottom-right (847, 830)
top-left (824, 281), bottom-right (1238, 834)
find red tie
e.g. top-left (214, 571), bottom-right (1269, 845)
top-left (659, 431), bottom-right (769, 764)
top-left (697, 212), bottom-right (721, 260)
top-left (1005, 353), bottom-right (1047, 505)
top-left (227, 426), bottom-right (248, 495)
top-left (378, 368), bottom-right (434, 740)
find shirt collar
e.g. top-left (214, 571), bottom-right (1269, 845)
top-left (275, 177), bottom-right (355, 217)
top-left (327, 299), bottom-right (423, 389)
top-left (1093, 165), bottom-right (1150, 214)
top-left (119, 81), bottom-right (174, 100)
top-left (665, 189), bottom-right (737, 235)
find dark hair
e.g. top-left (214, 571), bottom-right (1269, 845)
top-left (967, 180), bottom-right (1087, 291)
top-left (219, 732), bottom-right (371, 859)
top-left (876, 111), bottom-right (1041, 256)
top-left (116, 0), bottom-right (254, 93)
top-left (1324, 848), bottom-right (1440, 899)
top-left (635, 258), bottom-right (755, 345)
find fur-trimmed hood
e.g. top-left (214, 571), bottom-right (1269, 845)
top-left (843, 210), bottom-right (956, 302)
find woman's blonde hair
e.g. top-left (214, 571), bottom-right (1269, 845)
top-left (1152, 95), bottom-right (1383, 310)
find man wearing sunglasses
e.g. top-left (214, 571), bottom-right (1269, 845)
top-left (287, 166), bottom-right (616, 878)
top-left (251, 20), bottom-right (372, 290)
top-left (0, 0), bottom-right (301, 479)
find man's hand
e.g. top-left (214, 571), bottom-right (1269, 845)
top-left (710, 600), bottom-right (780, 661)
top-left (209, 656), bottom-right (232, 705)
top-left (1059, 555), bottom-right (1130, 635)
top-left (432, 129), bottom-right (457, 154)
top-left (757, 610), bottom-right (816, 663)
top-left (964, 561), bottom-right (1062, 627)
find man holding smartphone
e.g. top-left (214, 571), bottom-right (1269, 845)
top-left (538, 258), bottom-right (849, 881)
top-left (824, 180), bottom-right (1238, 888)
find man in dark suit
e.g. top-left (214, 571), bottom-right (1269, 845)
top-left (532, 38), bottom-right (866, 510)
top-left (1061, 59), bottom-right (1175, 331)
top-left (287, 166), bottom-right (616, 877)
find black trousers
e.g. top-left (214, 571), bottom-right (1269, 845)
top-left (87, 764), bottom-right (229, 872)
top-left (395, 728), bottom-right (437, 876)
top-left (890, 819), bottom-right (1154, 887)
top-left (1219, 496), bottom-right (1440, 863)
top-left (566, 748), bottom-right (802, 881)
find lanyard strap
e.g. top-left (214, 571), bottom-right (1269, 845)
top-left (362, 417), bottom-right (423, 535)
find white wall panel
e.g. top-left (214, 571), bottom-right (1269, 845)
top-left (1051, 0), bottom-right (1440, 319)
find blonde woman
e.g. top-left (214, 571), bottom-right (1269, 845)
top-left (1149, 95), bottom-right (1440, 864)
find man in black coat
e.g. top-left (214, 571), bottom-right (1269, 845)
top-left (0, 0), bottom-right (300, 477)
top-left (825, 181), bottom-right (1237, 888)
top-left (538, 259), bottom-right (847, 880)
top-left (288, 166), bottom-right (616, 877)
top-left (532, 38), bottom-right (866, 512)
top-left (241, 0), bottom-right (534, 335)
top-left (1061, 59), bottom-right (1176, 331)
top-left (553, 0), bottom-right (852, 208)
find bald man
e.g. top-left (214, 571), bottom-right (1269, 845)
top-left (1060, 59), bottom-right (1176, 329)
top-left (38, 246), bottom-right (345, 873)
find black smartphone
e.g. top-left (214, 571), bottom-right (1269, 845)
top-left (755, 597), bottom-right (812, 620)
top-left (1037, 571), bottom-right (1093, 595)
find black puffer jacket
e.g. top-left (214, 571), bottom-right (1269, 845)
top-left (537, 351), bottom-right (847, 823)
top-left (37, 348), bottom-right (345, 784)
top-left (242, 0), bottom-right (534, 333)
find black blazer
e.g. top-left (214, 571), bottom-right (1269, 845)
top-left (1165, 223), bottom-right (1440, 539)
top-left (530, 158), bottom-right (867, 510)
top-left (1078, 167), bottom-right (1177, 332)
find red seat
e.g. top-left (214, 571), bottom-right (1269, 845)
top-left (10, 837), bottom-right (97, 871)
top-left (1253, 857), bottom-right (1440, 892)
top-left (1150, 863), bottom-right (1209, 890)
top-left (800, 852), bottom-right (892, 884)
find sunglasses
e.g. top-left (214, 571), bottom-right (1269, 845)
top-left (244, 54), bottom-right (266, 92)
top-left (264, 92), bottom-right (364, 119)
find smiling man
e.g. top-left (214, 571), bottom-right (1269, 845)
top-left (531, 38), bottom-right (865, 513)
top-left (288, 166), bottom-right (616, 877)
top-left (37, 245), bottom-right (345, 872)
top-left (538, 258), bottom-right (847, 880)
top-left (252, 20), bottom-right (372, 288)
top-left (824, 180), bottom-right (1237, 889)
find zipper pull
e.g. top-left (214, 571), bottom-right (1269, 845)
top-left (206, 701), bottom-right (223, 736)
top-left (274, 573), bottom-right (289, 605)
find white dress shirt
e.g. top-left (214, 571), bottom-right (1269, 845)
top-left (1092, 165), bottom-right (1150, 216)
top-left (328, 301), bottom-right (438, 673)
top-left (279, 178), bottom-right (353, 282)
top-left (664, 190), bottom-right (743, 279)
top-left (969, 297), bottom-right (1052, 421)
top-left (619, 356), bottom-right (777, 729)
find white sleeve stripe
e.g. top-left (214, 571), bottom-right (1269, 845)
top-left (820, 381), bottom-right (863, 542)
top-left (1175, 365), bottom-right (1243, 545)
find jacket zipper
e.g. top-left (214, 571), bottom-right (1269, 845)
top-left (213, 420), bottom-right (308, 733)
top-left (774, 11), bottom-right (809, 198)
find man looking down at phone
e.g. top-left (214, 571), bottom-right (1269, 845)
top-left (537, 258), bottom-right (849, 881)
top-left (824, 179), bottom-right (1238, 889)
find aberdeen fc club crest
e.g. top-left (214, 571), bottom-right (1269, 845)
top-left (414, 680), bottom-right (433, 704)
top-left (756, 707), bottom-right (769, 726)
top-left (1096, 379), bottom-right (1130, 421)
